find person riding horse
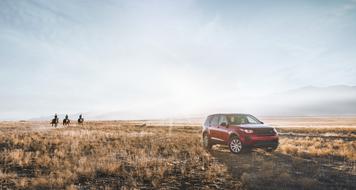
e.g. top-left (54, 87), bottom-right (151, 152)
top-left (78, 114), bottom-right (84, 125)
top-left (51, 114), bottom-right (59, 127)
top-left (63, 114), bottom-right (70, 126)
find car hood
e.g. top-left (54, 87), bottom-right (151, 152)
top-left (230, 124), bottom-right (273, 129)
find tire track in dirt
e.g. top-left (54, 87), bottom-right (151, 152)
top-left (209, 145), bottom-right (356, 190)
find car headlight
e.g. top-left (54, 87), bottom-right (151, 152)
top-left (273, 128), bottom-right (278, 134)
top-left (240, 128), bottom-right (254, 133)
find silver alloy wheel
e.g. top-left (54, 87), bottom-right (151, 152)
top-left (203, 134), bottom-right (209, 147)
top-left (230, 138), bottom-right (242, 153)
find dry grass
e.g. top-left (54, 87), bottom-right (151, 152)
top-left (263, 117), bottom-right (356, 162)
top-left (0, 117), bottom-right (355, 189)
top-left (277, 127), bottom-right (356, 137)
top-left (0, 121), bottom-right (240, 189)
top-left (278, 137), bottom-right (356, 160)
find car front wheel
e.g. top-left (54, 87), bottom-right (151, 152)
top-left (229, 136), bottom-right (243, 154)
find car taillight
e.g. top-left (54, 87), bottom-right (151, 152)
top-left (240, 128), bottom-right (254, 133)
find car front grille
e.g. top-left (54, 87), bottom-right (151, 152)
top-left (253, 128), bottom-right (275, 136)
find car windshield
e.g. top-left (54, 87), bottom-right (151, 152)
top-left (227, 115), bottom-right (262, 125)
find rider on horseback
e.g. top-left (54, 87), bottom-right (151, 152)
top-left (51, 114), bottom-right (59, 127)
top-left (63, 114), bottom-right (70, 126)
top-left (78, 114), bottom-right (84, 125)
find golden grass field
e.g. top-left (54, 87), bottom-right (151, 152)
top-left (0, 117), bottom-right (355, 189)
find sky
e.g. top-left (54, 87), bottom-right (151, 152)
top-left (0, 0), bottom-right (356, 120)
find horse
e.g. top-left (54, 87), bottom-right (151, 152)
top-left (63, 118), bottom-right (70, 126)
top-left (51, 118), bottom-right (59, 127)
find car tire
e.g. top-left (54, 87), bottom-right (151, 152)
top-left (202, 133), bottom-right (212, 150)
top-left (229, 136), bottom-right (243, 154)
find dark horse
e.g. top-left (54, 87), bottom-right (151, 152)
top-left (78, 114), bottom-right (84, 125)
top-left (63, 114), bottom-right (70, 126)
top-left (51, 114), bottom-right (59, 127)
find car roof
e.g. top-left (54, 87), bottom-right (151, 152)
top-left (207, 113), bottom-right (251, 117)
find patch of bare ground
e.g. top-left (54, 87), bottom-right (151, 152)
top-left (211, 142), bottom-right (355, 190)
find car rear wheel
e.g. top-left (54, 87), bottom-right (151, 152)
top-left (229, 136), bottom-right (243, 154)
top-left (202, 134), bottom-right (212, 150)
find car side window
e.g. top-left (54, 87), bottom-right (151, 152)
top-left (246, 116), bottom-right (259, 124)
top-left (219, 115), bottom-right (228, 125)
top-left (210, 116), bottom-right (219, 126)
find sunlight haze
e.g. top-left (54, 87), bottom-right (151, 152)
top-left (1, 0), bottom-right (356, 119)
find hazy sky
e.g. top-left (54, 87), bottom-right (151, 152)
top-left (1, 0), bottom-right (356, 119)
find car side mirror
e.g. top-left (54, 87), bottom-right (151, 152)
top-left (220, 122), bottom-right (228, 127)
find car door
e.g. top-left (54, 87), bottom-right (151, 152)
top-left (209, 115), bottom-right (222, 142)
top-left (217, 115), bottom-right (230, 142)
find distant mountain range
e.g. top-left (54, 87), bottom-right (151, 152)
top-left (31, 85), bottom-right (356, 120)
top-left (257, 85), bottom-right (356, 116)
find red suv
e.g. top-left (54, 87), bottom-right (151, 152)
top-left (202, 113), bottom-right (278, 154)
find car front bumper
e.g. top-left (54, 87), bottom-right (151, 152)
top-left (241, 135), bottom-right (279, 147)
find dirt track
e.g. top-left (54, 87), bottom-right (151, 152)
top-left (210, 143), bottom-right (356, 190)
